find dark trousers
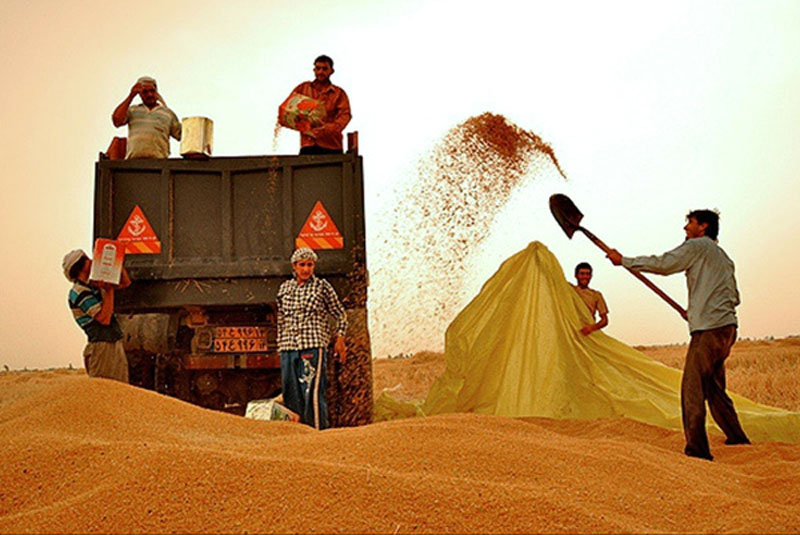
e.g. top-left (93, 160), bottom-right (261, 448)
top-left (280, 348), bottom-right (329, 429)
top-left (682, 325), bottom-right (749, 459)
top-left (299, 145), bottom-right (342, 155)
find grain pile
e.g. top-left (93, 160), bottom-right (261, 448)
top-left (371, 113), bottom-right (565, 357)
top-left (2, 370), bottom-right (800, 533)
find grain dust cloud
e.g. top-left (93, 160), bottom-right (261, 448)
top-left (370, 112), bottom-right (566, 357)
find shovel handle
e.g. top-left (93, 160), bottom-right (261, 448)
top-left (579, 227), bottom-right (688, 321)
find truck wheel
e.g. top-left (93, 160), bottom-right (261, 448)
top-left (126, 352), bottom-right (155, 390)
top-left (327, 306), bottom-right (373, 427)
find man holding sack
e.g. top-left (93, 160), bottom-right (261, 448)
top-left (63, 248), bottom-right (131, 383)
top-left (279, 55), bottom-right (351, 155)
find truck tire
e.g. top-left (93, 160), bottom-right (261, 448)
top-left (127, 352), bottom-right (155, 390)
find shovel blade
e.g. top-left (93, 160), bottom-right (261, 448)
top-left (549, 194), bottom-right (584, 239)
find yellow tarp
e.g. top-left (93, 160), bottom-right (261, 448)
top-left (374, 241), bottom-right (800, 443)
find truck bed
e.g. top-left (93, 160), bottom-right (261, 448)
top-left (93, 154), bottom-right (367, 311)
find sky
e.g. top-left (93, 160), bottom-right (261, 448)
top-left (1, 0), bottom-right (799, 369)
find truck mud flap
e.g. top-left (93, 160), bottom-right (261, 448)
top-left (327, 306), bottom-right (373, 427)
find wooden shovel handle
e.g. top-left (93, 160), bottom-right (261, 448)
top-left (579, 227), bottom-right (688, 321)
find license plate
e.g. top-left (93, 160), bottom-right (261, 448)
top-left (213, 326), bottom-right (268, 353)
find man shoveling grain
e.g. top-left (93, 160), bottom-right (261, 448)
top-left (606, 209), bottom-right (750, 461)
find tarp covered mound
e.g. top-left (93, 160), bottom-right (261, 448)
top-left (374, 241), bottom-right (800, 443)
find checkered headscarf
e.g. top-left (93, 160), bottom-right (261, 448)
top-left (291, 247), bottom-right (318, 264)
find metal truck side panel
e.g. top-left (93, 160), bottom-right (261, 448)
top-left (94, 155), bottom-right (366, 312)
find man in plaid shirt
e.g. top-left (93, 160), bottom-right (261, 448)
top-left (277, 247), bottom-right (347, 429)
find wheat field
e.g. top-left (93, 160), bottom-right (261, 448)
top-left (373, 337), bottom-right (800, 412)
top-left (636, 337), bottom-right (800, 412)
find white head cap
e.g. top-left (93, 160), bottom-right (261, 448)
top-left (137, 75), bottom-right (157, 88)
top-left (62, 249), bottom-right (87, 281)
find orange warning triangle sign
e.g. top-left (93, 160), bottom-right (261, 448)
top-left (116, 205), bottom-right (162, 254)
top-left (118, 205), bottom-right (159, 242)
top-left (296, 200), bottom-right (344, 250)
top-left (299, 201), bottom-right (341, 238)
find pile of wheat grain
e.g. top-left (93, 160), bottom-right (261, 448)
top-left (1, 367), bottom-right (799, 533)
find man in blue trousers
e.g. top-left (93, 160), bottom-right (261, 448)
top-left (276, 247), bottom-right (347, 429)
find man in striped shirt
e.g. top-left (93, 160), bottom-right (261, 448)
top-left (63, 249), bottom-right (131, 382)
top-left (607, 209), bottom-right (749, 461)
top-left (112, 76), bottom-right (181, 159)
top-left (277, 247), bottom-right (348, 429)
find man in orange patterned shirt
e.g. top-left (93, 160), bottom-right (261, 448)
top-left (281, 55), bottom-right (351, 155)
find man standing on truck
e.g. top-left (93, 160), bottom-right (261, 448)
top-left (606, 209), bottom-right (750, 461)
top-left (277, 247), bottom-right (348, 429)
top-left (62, 249), bottom-right (131, 383)
top-left (280, 55), bottom-right (351, 155)
top-left (571, 262), bottom-right (609, 336)
top-left (112, 76), bottom-right (181, 159)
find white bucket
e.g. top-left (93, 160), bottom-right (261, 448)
top-left (180, 116), bottom-right (214, 159)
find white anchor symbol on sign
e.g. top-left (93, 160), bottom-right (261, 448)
top-left (309, 210), bottom-right (328, 232)
top-left (128, 214), bottom-right (146, 236)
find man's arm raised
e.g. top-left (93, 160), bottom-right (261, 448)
top-left (112, 83), bottom-right (140, 127)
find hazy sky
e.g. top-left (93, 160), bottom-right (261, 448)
top-left (2, 0), bottom-right (799, 369)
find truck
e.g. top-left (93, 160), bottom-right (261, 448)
top-left (93, 152), bottom-right (373, 426)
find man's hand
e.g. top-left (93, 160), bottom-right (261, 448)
top-left (118, 266), bottom-right (132, 290)
top-left (129, 83), bottom-right (142, 98)
top-left (580, 312), bottom-right (607, 336)
top-left (308, 126), bottom-right (325, 139)
top-left (114, 83), bottom-right (140, 126)
top-left (607, 249), bottom-right (623, 266)
top-left (333, 335), bottom-right (347, 364)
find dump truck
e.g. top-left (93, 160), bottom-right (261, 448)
top-left (93, 152), bottom-right (372, 426)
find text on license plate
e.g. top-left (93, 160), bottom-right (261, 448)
top-left (214, 326), bottom-right (268, 353)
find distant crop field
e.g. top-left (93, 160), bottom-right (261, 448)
top-left (374, 337), bottom-right (800, 413)
top-left (638, 337), bottom-right (800, 412)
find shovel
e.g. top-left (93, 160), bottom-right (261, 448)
top-left (549, 194), bottom-right (687, 321)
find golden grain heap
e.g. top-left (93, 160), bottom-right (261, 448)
top-left (371, 113), bottom-right (565, 356)
top-left (2, 351), bottom-right (800, 534)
